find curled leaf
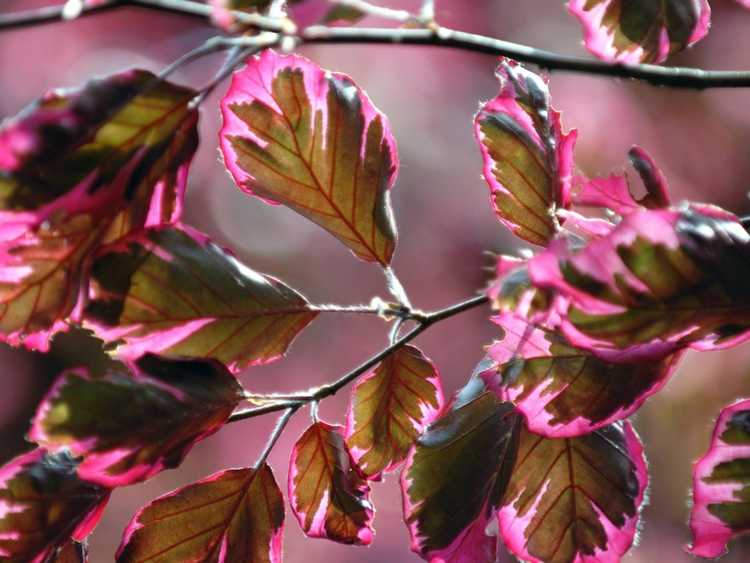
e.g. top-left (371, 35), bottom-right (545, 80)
top-left (85, 225), bottom-right (317, 372)
top-left (29, 354), bottom-right (244, 487)
top-left (220, 49), bottom-right (399, 265)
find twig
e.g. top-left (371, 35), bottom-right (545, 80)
top-left (253, 405), bottom-right (300, 467)
top-left (302, 26), bottom-right (750, 88)
top-left (419, 0), bottom-right (435, 23)
top-left (133, 0), bottom-right (288, 30)
top-left (227, 293), bottom-right (489, 423)
top-left (383, 267), bottom-right (412, 308)
top-left (330, 0), bottom-right (414, 23)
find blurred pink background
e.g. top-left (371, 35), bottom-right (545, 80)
top-left (3, 0), bottom-right (750, 561)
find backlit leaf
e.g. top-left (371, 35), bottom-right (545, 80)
top-left (498, 421), bottom-right (648, 563)
top-left (84, 225), bottom-right (318, 372)
top-left (220, 49), bottom-right (399, 265)
top-left (529, 206), bottom-right (750, 361)
top-left (0, 449), bottom-right (109, 563)
top-left (567, 0), bottom-right (711, 63)
top-left (117, 464), bottom-right (284, 563)
top-left (484, 312), bottom-right (681, 437)
top-left (402, 390), bottom-right (521, 563)
top-left (474, 59), bottom-right (577, 246)
top-left (0, 70), bottom-right (198, 350)
top-left (688, 399), bottom-right (750, 558)
top-left (289, 422), bottom-right (374, 545)
top-left (345, 345), bottom-right (443, 478)
top-left (29, 354), bottom-right (244, 487)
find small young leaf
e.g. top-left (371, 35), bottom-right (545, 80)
top-left (117, 464), bottom-right (284, 563)
top-left (529, 206), bottom-right (750, 361)
top-left (345, 345), bottom-right (443, 478)
top-left (289, 422), bottom-right (374, 545)
top-left (0, 449), bottom-right (109, 563)
top-left (688, 399), bottom-right (750, 558)
top-left (402, 391), bottom-right (521, 563)
top-left (84, 225), bottom-right (318, 372)
top-left (474, 59), bottom-right (577, 246)
top-left (498, 421), bottom-right (648, 563)
top-left (0, 70), bottom-right (198, 350)
top-left (29, 354), bottom-right (244, 487)
top-left (485, 312), bottom-right (681, 437)
top-left (567, 0), bottom-right (711, 64)
top-left (220, 49), bottom-right (399, 265)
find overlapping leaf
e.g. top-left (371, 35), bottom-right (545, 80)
top-left (485, 312), bottom-right (681, 437)
top-left (688, 399), bottom-right (750, 558)
top-left (498, 421), bottom-right (648, 563)
top-left (402, 390), bottom-right (521, 563)
top-left (474, 59), bottom-right (577, 246)
top-left (0, 449), bottom-right (109, 563)
top-left (117, 464), bottom-right (284, 563)
top-left (529, 206), bottom-right (750, 361)
top-left (29, 354), bottom-right (244, 487)
top-left (220, 49), bottom-right (399, 265)
top-left (289, 422), bottom-right (374, 545)
top-left (567, 0), bottom-right (711, 63)
top-left (0, 70), bottom-right (198, 350)
top-left (345, 345), bottom-right (443, 478)
top-left (84, 225), bottom-right (317, 372)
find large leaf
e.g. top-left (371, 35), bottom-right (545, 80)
top-left (529, 206), bottom-right (750, 361)
top-left (29, 354), bottom-right (244, 487)
top-left (498, 421), bottom-right (648, 563)
top-left (0, 70), bottom-right (198, 350)
top-left (485, 312), bottom-right (681, 437)
top-left (567, 0), bottom-right (711, 63)
top-left (84, 225), bottom-right (317, 372)
top-left (0, 449), bottom-right (109, 563)
top-left (402, 390), bottom-right (521, 563)
top-left (117, 464), bottom-right (284, 563)
top-left (688, 398), bottom-right (750, 558)
top-left (474, 59), bottom-right (577, 246)
top-left (220, 49), bottom-right (398, 265)
top-left (289, 421), bottom-right (374, 545)
top-left (345, 345), bottom-right (443, 478)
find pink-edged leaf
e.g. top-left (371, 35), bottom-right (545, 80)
top-left (498, 420), bottom-right (648, 563)
top-left (117, 464), bottom-right (284, 563)
top-left (0, 449), bottom-right (109, 563)
top-left (29, 354), bottom-right (244, 487)
top-left (567, 0), bottom-right (711, 63)
top-left (220, 49), bottom-right (399, 265)
top-left (402, 390), bottom-right (521, 563)
top-left (474, 59), bottom-right (577, 246)
top-left (574, 145), bottom-right (670, 216)
top-left (484, 312), bottom-right (681, 437)
top-left (289, 421), bottom-right (374, 545)
top-left (345, 345), bottom-right (443, 479)
top-left (529, 206), bottom-right (750, 361)
top-left (688, 398), bottom-right (750, 558)
top-left (0, 70), bottom-right (198, 350)
top-left (84, 225), bottom-right (318, 372)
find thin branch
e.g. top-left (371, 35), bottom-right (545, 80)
top-left (419, 0), bottom-right (435, 23)
top-left (331, 0), bottom-right (414, 23)
top-left (253, 405), bottom-right (300, 467)
top-left (302, 26), bottom-right (750, 88)
top-left (226, 293), bottom-right (488, 424)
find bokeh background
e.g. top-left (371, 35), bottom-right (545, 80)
top-left (3, 0), bottom-right (750, 561)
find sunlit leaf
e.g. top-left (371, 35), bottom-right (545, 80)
top-left (289, 421), bottom-right (374, 544)
top-left (567, 0), bottom-right (711, 63)
top-left (0, 449), bottom-right (109, 563)
top-left (688, 398), bottom-right (750, 558)
top-left (529, 206), bottom-right (750, 361)
top-left (220, 49), bottom-right (399, 265)
top-left (498, 421), bottom-right (648, 563)
top-left (117, 464), bottom-right (284, 563)
top-left (474, 59), bottom-right (576, 246)
top-left (84, 225), bottom-right (317, 372)
top-left (29, 354), bottom-right (244, 487)
top-left (345, 345), bottom-right (443, 478)
top-left (0, 70), bottom-right (198, 350)
top-left (484, 312), bottom-right (681, 437)
top-left (402, 389), bottom-right (521, 563)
